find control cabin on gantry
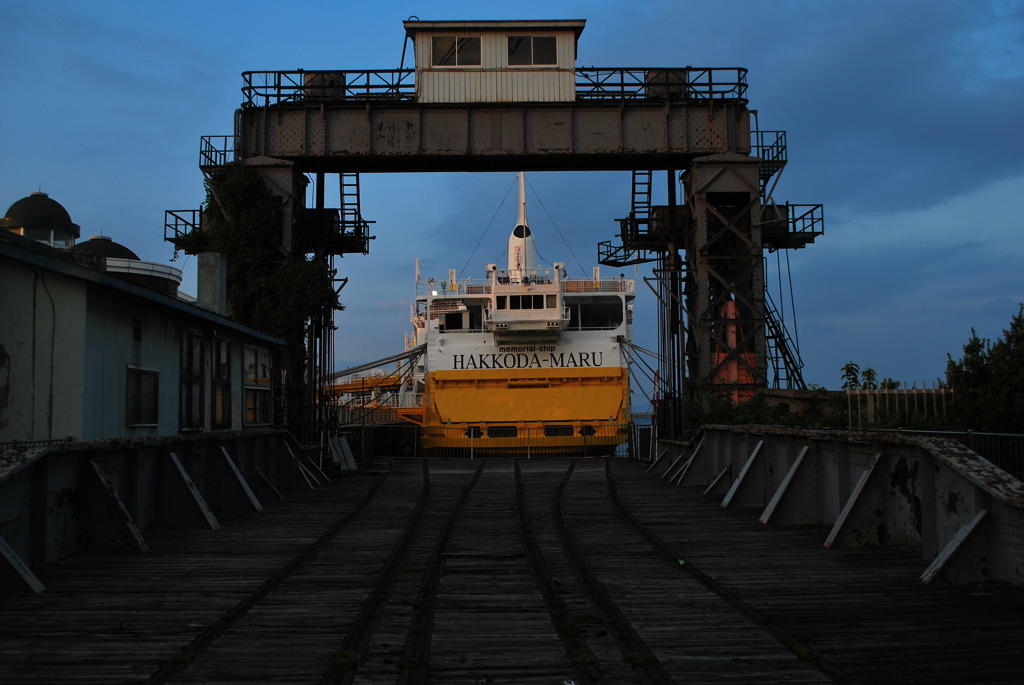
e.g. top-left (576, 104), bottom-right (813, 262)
top-left (404, 19), bottom-right (585, 103)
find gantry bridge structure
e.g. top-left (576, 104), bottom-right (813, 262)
top-left (166, 19), bottom-right (823, 436)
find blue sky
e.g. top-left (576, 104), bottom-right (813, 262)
top-left (3, 0), bottom-right (1022, 396)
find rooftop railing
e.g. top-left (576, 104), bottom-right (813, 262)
top-left (575, 67), bottom-right (747, 103)
top-left (242, 70), bottom-right (416, 107)
top-left (240, 67), bottom-right (748, 108)
top-left (416, 273), bottom-right (634, 298)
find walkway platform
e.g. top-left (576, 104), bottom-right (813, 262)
top-left (1, 457), bottom-right (1022, 684)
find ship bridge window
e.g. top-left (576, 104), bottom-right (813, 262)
top-left (508, 36), bottom-right (557, 66)
top-left (432, 36), bottom-right (481, 66)
top-left (444, 312), bottom-right (463, 330)
top-left (505, 295), bottom-right (550, 310)
top-left (571, 296), bottom-right (624, 330)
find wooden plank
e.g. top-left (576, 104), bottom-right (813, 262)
top-left (1, 458), bottom-right (1024, 684)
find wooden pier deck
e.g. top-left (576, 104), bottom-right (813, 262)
top-left (2, 457), bottom-right (1022, 684)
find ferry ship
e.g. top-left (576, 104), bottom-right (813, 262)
top-left (394, 173), bottom-right (636, 456)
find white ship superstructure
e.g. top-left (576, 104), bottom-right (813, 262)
top-left (405, 173), bottom-right (634, 454)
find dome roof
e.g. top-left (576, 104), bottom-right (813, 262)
top-left (1, 191), bottom-right (80, 238)
top-left (70, 235), bottom-right (140, 260)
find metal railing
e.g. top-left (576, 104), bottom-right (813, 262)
top-left (200, 135), bottom-right (234, 168)
top-left (242, 70), bottom-right (416, 107)
top-left (163, 209), bottom-right (202, 244)
top-left (752, 129), bottom-right (786, 191)
top-left (240, 67), bottom-right (749, 108)
top-left (417, 275), bottom-right (636, 298)
top-left (787, 204), bottom-right (825, 237)
top-left (575, 67), bottom-right (747, 102)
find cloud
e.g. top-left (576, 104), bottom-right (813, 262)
top-left (783, 173), bottom-right (1024, 386)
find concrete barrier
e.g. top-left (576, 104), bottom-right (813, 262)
top-left (0, 429), bottom-right (322, 593)
top-left (649, 425), bottom-right (1024, 587)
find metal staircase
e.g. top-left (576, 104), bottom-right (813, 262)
top-left (598, 170), bottom-right (660, 267)
top-left (763, 289), bottom-right (807, 389)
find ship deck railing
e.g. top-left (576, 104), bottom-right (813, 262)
top-left (484, 306), bottom-right (571, 326)
top-left (240, 67), bottom-right (748, 108)
top-left (417, 276), bottom-right (635, 298)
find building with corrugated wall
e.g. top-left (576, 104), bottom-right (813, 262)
top-left (405, 19), bottom-right (585, 103)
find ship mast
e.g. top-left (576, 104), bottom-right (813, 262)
top-left (507, 172), bottom-right (538, 280)
top-left (518, 171), bottom-right (528, 228)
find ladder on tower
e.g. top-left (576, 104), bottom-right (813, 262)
top-left (339, 173), bottom-right (362, 229)
top-left (598, 170), bottom-right (658, 267)
top-left (632, 169), bottom-right (652, 223)
top-left (331, 172), bottom-right (373, 255)
top-left (764, 290), bottom-right (807, 390)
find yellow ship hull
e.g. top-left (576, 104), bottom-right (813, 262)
top-left (419, 367), bottom-right (631, 455)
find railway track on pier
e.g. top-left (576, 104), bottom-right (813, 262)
top-left (131, 457), bottom-right (836, 684)
top-left (4, 457), bottom-right (856, 684)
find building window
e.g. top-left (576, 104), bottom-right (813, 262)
top-left (244, 346), bottom-right (272, 425)
top-left (181, 329), bottom-right (205, 430)
top-left (508, 36), bottom-right (557, 66)
top-left (431, 36), bottom-right (481, 66)
top-left (126, 367), bottom-right (159, 426)
top-left (212, 338), bottom-right (231, 429)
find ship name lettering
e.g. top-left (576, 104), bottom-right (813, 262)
top-left (497, 345), bottom-right (556, 354)
top-left (452, 353), bottom-right (545, 370)
top-left (547, 352), bottom-right (604, 368)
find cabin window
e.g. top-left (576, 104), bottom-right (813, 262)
top-left (488, 426), bottom-right (518, 438)
top-left (444, 312), bottom-right (463, 330)
top-left (468, 305), bottom-right (483, 330)
top-left (211, 338), bottom-right (231, 429)
top-left (506, 295), bottom-right (547, 310)
top-left (571, 296), bottom-right (625, 330)
top-left (544, 425), bottom-right (573, 437)
top-left (126, 367), bottom-right (158, 426)
top-left (508, 36), bottom-right (557, 66)
top-left (244, 346), bottom-right (272, 425)
top-left (432, 36), bottom-right (481, 66)
top-left (180, 329), bottom-right (204, 430)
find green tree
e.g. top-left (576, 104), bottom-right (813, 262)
top-left (840, 361), bottom-right (861, 390)
top-left (861, 367), bottom-right (878, 389)
top-left (946, 305), bottom-right (1024, 433)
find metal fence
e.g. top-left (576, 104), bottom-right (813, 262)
top-left (575, 67), bottom-right (747, 102)
top-left (240, 67), bottom-right (749, 108)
